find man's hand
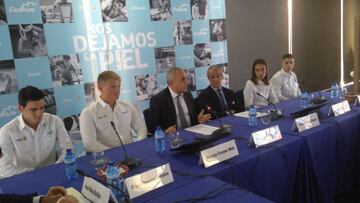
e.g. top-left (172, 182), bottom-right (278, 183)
top-left (41, 186), bottom-right (66, 203)
top-left (198, 109), bottom-right (211, 124)
top-left (165, 125), bottom-right (177, 133)
top-left (58, 195), bottom-right (80, 203)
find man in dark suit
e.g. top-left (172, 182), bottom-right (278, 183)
top-left (197, 65), bottom-right (238, 117)
top-left (149, 67), bottom-right (211, 134)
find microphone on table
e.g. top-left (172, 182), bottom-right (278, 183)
top-left (76, 169), bottom-right (130, 203)
top-left (199, 105), bottom-right (231, 141)
top-left (310, 91), bottom-right (327, 105)
top-left (256, 92), bottom-right (283, 120)
top-left (110, 121), bottom-right (141, 170)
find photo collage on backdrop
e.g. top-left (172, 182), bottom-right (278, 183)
top-left (0, 0), bottom-right (227, 127)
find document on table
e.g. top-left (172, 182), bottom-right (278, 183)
top-left (185, 124), bottom-right (220, 135)
top-left (234, 111), bottom-right (267, 118)
top-left (67, 187), bottom-right (91, 203)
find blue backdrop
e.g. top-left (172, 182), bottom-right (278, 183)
top-left (0, 0), bottom-right (228, 127)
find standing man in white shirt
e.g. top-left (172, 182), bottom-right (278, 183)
top-left (79, 71), bottom-right (147, 153)
top-left (270, 54), bottom-right (301, 101)
top-left (0, 86), bottom-right (73, 177)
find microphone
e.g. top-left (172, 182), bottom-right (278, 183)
top-left (110, 121), bottom-right (141, 170)
top-left (206, 105), bottom-right (224, 127)
top-left (256, 92), bottom-right (282, 120)
top-left (310, 91), bottom-right (327, 105)
top-left (76, 169), bottom-right (130, 203)
top-left (197, 105), bottom-right (231, 141)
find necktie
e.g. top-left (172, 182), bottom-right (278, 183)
top-left (217, 89), bottom-right (228, 111)
top-left (176, 95), bottom-right (188, 129)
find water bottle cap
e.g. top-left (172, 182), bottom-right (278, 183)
top-left (108, 161), bottom-right (114, 166)
top-left (156, 126), bottom-right (161, 129)
top-left (66, 148), bottom-right (72, 153)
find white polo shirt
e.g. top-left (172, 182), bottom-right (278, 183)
top-left (270, 69), bottom-right (301, 101)
top-left (0, 113), bottom-right (73, 177)
top-left (79, 98), bottom-right (147, 153)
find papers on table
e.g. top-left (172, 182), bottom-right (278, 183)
top-left (185, 124), bottom-right (220, 135)
top-left (67, 187), bottom-right (91, 203)
top-left (233, 111), bottom-right (267, 118)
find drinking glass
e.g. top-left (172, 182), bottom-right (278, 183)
top-left (259, 110), bottom-right (271, 125)
top-left (169, 131), bottom-right (182, 149)
top-left (90, 151), bottom-right (109, 166)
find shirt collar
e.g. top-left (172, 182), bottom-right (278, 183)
top-left (97, 96), bottom-right (113, 109)
top-left (96, 96), bottom-right (128, 113)
top-left (257, 79), bottom-right (265, 86)
top-left (210, 85), bottom-right (222, 92)
top-left (169, 87), bottom-right (183, 98)
top-left (18, 114), bottom-right (46, 130)
top-left (281, 68), bottom-right (292, 75)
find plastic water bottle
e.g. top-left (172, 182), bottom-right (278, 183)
top-left (64, 148), bottom-right (77, 180)
top-left (154, 126), bottom-right (166, 153)
top-left (105, 161), bottom-right (124, 202)
top-left (154, 126), bottom-right (165, 153)
top-left (300, 91), bottom-right (309, 108)
top-left (248, 105), bottom-right (257, 126)
top-left (331, 82), bottom-right (338, 99)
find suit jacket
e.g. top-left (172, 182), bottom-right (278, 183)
top-left (0, 193), bottom-right (35, 203)
top-left (197, 85), bottom-right (238, 117)
top-left (149, 87), bottom-right (198, 134)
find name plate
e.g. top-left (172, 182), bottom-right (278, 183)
top-left (293, 112), bottom-right (320, 132)
top-left (251, 125), bottom-right (282, 147)
top-left (330, 100), bottom-right (350, 116)
top-left (200, 139), bottom-right (239, 168)
top-left (81, 176), bottom-right (112, 203)
top-left (125, 163), bottom-right (174, 199)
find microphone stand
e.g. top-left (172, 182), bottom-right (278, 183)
top-left (256, 92), bottom-right (282, 120)
top-left (310, 91), bottom-right (327, 105)
top-left (204, 107), bottom-right (231, 140)
top-left (110, 121), bottom-right (141, 170)
top-left (76, 169), bottom-right (131, 203)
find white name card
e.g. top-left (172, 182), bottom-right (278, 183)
top-left (330, 100), bottom-right (350, 116)
top-left (293, 113), bottom-right (320, 132)
top-left (125, 163), bottom-right (174, 199)
top-left (251, 125), bottom-right (282, 147)
top-left (200, 139), bottom-right (239, 168)
top-left (81, 176), bottom-right (112, 203)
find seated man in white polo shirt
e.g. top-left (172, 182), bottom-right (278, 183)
top-left (79, 71), bottom-right (147, 153)
top-left (0, 86), bottom-right (73, 177)
top-left (270, 53), bottom-right (301, 101)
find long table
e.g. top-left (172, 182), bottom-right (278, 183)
top-left (146, 176), bottom-right (273, 203)
top-left (221, 92), bottom-right (360, 202)
top-left (0, 122), bottom-right (302, 202)
top-left (0, 93), bottom-right (359, 203)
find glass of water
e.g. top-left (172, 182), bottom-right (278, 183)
top-left (90, 151), bottom-right (109, 166)
top-left (169, 131), bottom-right (182, 149)
top-left (339, 86), bottom-right (347, 99)
top-left (259, 110), bottom-right (271, 125)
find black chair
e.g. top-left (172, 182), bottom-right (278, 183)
top-left (143, 108), bottom-right (153, 137)
top-left (234, 89), bottom-right (245, 112)
top-left (193, 96), bottom-right (202, 114)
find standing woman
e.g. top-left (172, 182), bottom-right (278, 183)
top-left (243, 58), bottom-right (278, 109)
